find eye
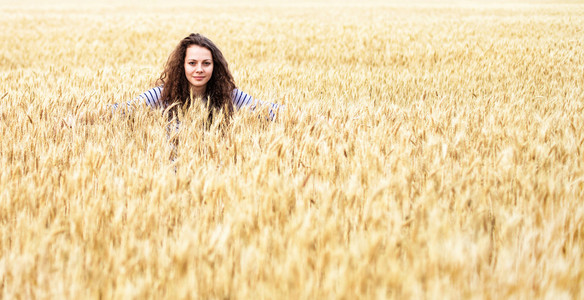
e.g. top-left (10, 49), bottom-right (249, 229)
top-left (203, 61), bottom-right (211, 66)
top-left (188, 62), bottom-right (196, 65)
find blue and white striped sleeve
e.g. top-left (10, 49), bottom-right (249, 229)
top-left (232, 89), bottom-right (284, 120)
top-left (110, 86), bottom-right (164, 113)
top-left (138, 86), bottom-right (164, 108)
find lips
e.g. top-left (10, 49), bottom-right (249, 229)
top-left (193, 76), bottom-right (206, 80)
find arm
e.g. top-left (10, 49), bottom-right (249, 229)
top-left (110, 85), bottom-right (164, 113)
top-left (62, 86), bottom-right (166, 128)
top-left (232, 89), bottom-right (284, 121)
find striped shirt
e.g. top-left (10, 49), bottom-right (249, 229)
top-left (112, 86), bottom-right (282, 120)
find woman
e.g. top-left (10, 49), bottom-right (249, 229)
top-left (113, 33), bottom-right (281, 121)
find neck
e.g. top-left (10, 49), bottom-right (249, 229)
top-left (191, 85), bottom-right (206, 98)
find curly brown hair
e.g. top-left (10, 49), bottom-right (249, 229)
top-left (157, 33), bottom-right (235, 120)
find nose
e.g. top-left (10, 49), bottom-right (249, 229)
top-left (195, 64), bottom-right (203, 72)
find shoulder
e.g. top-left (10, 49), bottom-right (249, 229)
top-left (232, 88), bottom-right (254, 100)
top-left (139, 85), bottom-right (163, 97)
top-left (151, 85), bottom-right (164, 94)
top-left (231, 88), bottom-right (255, 107)
top-left (137, 85), bottom-right (164, 107)
top-left (232, 88), bottom-right (244, 96)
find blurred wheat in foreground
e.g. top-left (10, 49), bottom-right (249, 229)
top-left (1, 0), bottom-right (583, 298)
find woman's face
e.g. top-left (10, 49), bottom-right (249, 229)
top-left (184, 45), bottom-right (214, 93)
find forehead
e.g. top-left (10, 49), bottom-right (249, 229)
top-left (185, 45), bottom-right (212, 60)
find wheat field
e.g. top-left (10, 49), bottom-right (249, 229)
top-left (1, 0), bottom-right (583, 298)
